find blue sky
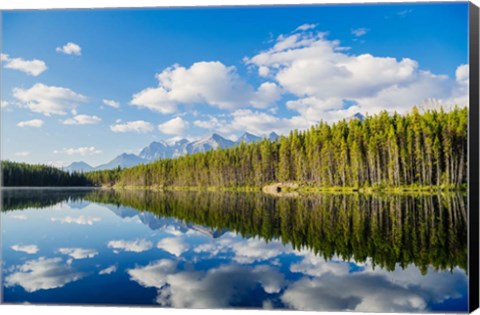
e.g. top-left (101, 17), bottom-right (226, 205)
top-left (0, 2), bottom-right (469, 167)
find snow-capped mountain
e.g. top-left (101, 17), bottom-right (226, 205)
top-left (186, 133), bottom-right (235, 154)
top-left (65, 131), bottom-right (280, 171)
top-left (348, 112), bottom-right (365, 121)
top-left (268, 132), bottom-right (279, 141)
top-left (238, 132), bottom-right (262, 143)
top-left (65, 161), bottom-right (94, 173)
top-left (94, 153), bottom-right (146, 171)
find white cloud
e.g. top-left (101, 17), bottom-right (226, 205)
top-left (17, 119), bottom-right (44, 128)
top-left (12, 83), bottom-right (87, 116)
top-left (58, 248), bottom-right (98, 260)
top-left (11, 244), bottom-right (39, 254)
top-left (258, 66), bottom-right (270, 77)
top-left (56, 42), bottom-right (82, 56)
top-left (63, 114), bottom-right (101, 125)
top-left (1, 100), bottom-right (9, 108)
top-left (51, 215), bottom-right (101, 225)
top-left (246, 29), bottom-right (467, 122)
top-left (1, 54), bottom-right (48, 76)
top-left (102, 99), bottom-right (120, 108)
top-left (352, 28), bottom-right (369, 37)
top-left (158, 117), bottom-right (189, 136)
top-left (4, 257), bottom-right (84, 293)
top-left (107, 239), bottom-right (153, 253)
top-left (99, 265), bottom-right (117, 275)
top-left (131, 61), bottom-right (278, 113)
top-left (128, 259), bottom-right (286, 308)
top-left (456, 64), bottom-right (469, 84)
top-left (110, 120), bottom-right (153, 133)
top-left (295, 24), bottom-right (317, 32)
top-left (194, 109), bottom-right (310, 136)
top-left (251, 82), bottom-right (282, 108)
top-left (157, 238), bottom-right (188, 257)
top-left (14, 151), bottom-right (31, 157)
top-left (53, 147), bottom-right (102, 156)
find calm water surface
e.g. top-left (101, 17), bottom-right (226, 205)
top-left (1, 188), bottom-right (468, 312)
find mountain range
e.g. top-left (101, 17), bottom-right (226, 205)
top-left (65, 132), bottom-right (279, 172)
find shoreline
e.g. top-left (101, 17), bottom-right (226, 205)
top-left (102, 184), bottom-right (468, 195)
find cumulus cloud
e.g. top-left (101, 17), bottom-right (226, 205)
top-left (11, 244), bottom-right (39, 254)
top-left (107, 239), bottom-right (153, 253)
top-left (246, 29), bottom-right (468, 122)
top-left (12, 83), bottom-right (87, 116)
top-left (110, 120), bottom-right (153, 133)
top-left (295, 24), bottom-right (317, 32)
top-left (131, 61), bottom-right (279, 113)
top-left (53, 147), bottom-right (102, 156)
top-left (128, 259), bottom-right (286, 308)
top-left (51, 215), bottom-right (101, 225)
top-left (1, 54), bottom-right (47, 76)
top-left (156, 238), bottom-right (189, 257)
top-left (14, 152), bottom-right (31, 157)
top-left (158, 117), bottom-right (189, 136)
top-left (4, 257), bottom-right (84, 292)
top-left (63, 114), bottom-right (101, 125)
top-left (1, 100), bottom-right (9, 108)
top-left (17, 119), bottom-right (44, 128)
top-left (352, 28), bottom-right (369, 37)
top-left (56, 42), bottom-right (82, 56)
top-left (102, 99), bottom-right (120, 108)
top-left (99, 265), bottom-right (117, 275)
top-left (194, 109), bottom-right (310, 136)
top-left (58, 248), bottom-right (98, 260)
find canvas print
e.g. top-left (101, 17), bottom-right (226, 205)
top-left (1, 2), bottom-right (478, 313)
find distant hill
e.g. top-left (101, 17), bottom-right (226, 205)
top-left (94, 153), bottom-right (146, 171)
top-left (66, 131), bottom-right (280, 171)
top-left (65, 161), bottom-right (94, 173)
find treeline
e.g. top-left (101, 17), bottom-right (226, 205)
top-left (86, 190), bottom-right (467, 273)
top-left (86, 107), bottom-right (468, 189)
top-left (2, 161), bottom-right (92, 187)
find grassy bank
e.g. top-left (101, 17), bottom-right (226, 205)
top-left (106, 183), bottom-right (467, 195)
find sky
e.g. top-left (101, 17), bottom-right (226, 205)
top-left (0, 2), bottom-right (470, 167)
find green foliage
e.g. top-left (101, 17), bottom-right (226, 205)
top-left (2, 161), bottom-right (92, 186)
top-left (86, 189), bottom-right (467, 272)
top-left (86, 107), bottom-right (468, 189)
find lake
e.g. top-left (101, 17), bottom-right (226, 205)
top-left (1, 188), bottom-right (468, 312)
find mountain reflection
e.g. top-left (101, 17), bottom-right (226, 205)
top-left (1, 189), bottom-right (468, 311)
top-left (85, 189), bottom-right (467, 273)
top-left (2, 189), bottom-right (467, 273)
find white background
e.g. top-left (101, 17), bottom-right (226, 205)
top-left (1, 0), bottom-right (479, 315)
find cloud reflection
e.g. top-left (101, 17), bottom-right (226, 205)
top-left (128, 259), bottom-right (286, 308)
top-left (5, 257), bottom-right (85, 292)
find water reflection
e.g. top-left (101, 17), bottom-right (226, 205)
top-left (1, 189), bottom-right (468, 311)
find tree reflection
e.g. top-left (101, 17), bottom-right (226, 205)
top-left (85, 190), bottom-right (467, 273)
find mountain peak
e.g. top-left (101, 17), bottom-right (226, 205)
top-left (65, 161), bottom-right (94, 173)
top-left (349, 112), bottom-right (365, 121)
top-left (268, 132), bottom-right (279, 141)
top-left (238, 132), bottom-right (262, 143)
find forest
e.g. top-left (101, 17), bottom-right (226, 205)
top-left (1, 107), bottom-right (468, 190)
top-left (86, 107), bottom-right (468, 190)
top-left (2, 161), bottom-right (91, 187)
